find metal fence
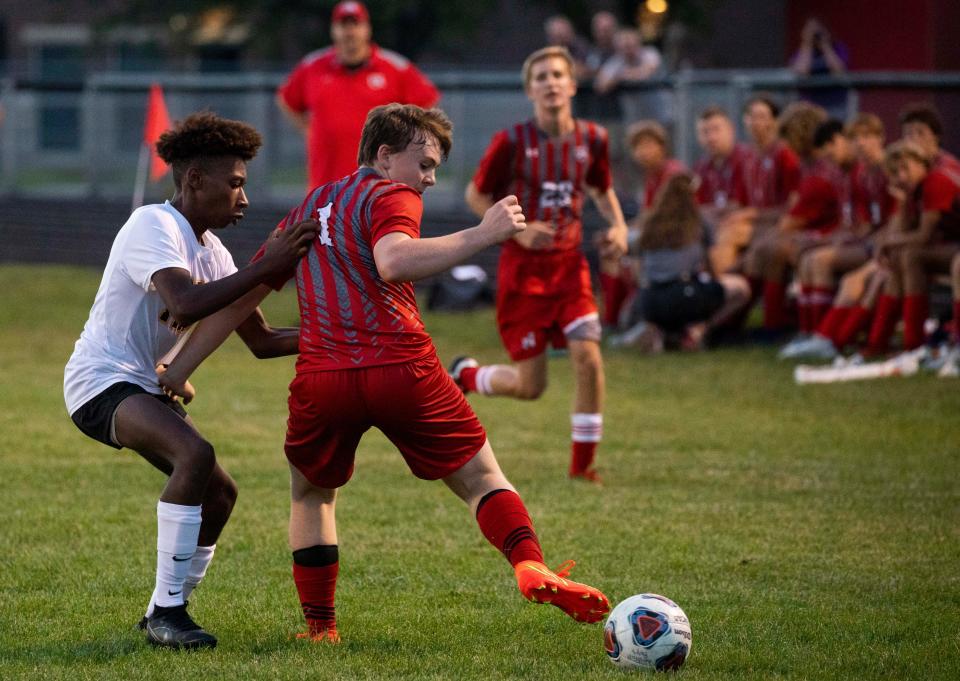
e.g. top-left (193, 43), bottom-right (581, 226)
top-left (2, 70), bottom-right (959, 213)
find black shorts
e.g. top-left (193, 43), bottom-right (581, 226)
top-left (640, 277), bottom-right (725, 332)
top-left (70, 381), bottom-right (187, 449)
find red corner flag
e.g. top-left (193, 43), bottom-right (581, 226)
top-left (144, 83), bottom-right (172, 181)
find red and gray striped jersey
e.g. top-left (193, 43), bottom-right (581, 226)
top-left (258, 167), bottom-right (434, 372)
top-left (472, 119), bottom-right (612, 253)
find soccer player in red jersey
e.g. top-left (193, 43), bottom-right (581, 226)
top-left (453, 46), bottom-right (628, 483)
top-left (693, 106), bottom-right (753, 274)
top-left (741, 95), bottom-right (802, 217)
top-left (779, 113), bottom-right (897, 359)
top-left (598, 120), bottom-right (686, 327)
top-left (899, 102), bottom-right (960, 175)
top-left (746, 119), bottom-right (855, 334)
top-left (276, 1), bottom-right (439, 189)
top-left (160, 104), bottom-right (610, 643)
top-left (866, 140), bottom-right (960, 354)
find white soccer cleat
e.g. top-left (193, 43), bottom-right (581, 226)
top-left (937, 347), bottom-right (960, 378)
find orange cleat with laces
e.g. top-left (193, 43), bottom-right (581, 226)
top-left (514, 559), bottom-right (610, 623)
top-left (295, 625), bottom-right (341, 644)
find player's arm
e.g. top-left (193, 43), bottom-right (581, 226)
top-left (464, 181), bottom-right (495, 218)
top-left (587, 186), bottom-right (629, 258)
top-left (374, 196), bottom-right (526, 283)
top-left (152, 220), bottom-right (316, 328)
top-left (234, 307), bottom-right (300, 359)
top-left (158, 284), bottom-right (274, 402)
top-left (881, 210), bottom-right (940, 249)
top-left (276, 94), bottom-right (309, 135)
top-left (776, 213), bottom-right (807, 233)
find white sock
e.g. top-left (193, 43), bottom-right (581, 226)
top-left (475, 365), bottom-right (501, 396)
top-left (571, 413), bottom-right (603, 443)
top-left (150, 501), bottom-right (202, 611)
top-left (183, 544), bottom-right (216, 601)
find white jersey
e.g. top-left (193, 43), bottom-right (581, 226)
top-left (64, 201), bottom-right (237, 415)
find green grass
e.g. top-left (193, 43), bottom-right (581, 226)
top-left (1, 264), bottom-right (958, 680)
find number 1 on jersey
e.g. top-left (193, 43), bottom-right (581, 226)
top-left (318, 202), bottom-right (333, 246)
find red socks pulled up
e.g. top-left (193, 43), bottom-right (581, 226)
top-left (475, 489), bottom-right (544, 567)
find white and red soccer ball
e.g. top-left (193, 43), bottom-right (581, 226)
top-left (603, 593), bottom-right (692, 671)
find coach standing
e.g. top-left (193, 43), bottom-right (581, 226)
top-left (276, 1), bottom-right (440, 189)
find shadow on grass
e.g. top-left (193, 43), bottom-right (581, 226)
top-left (1, 636), bottom-right (142, 665)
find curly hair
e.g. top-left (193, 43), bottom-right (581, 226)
top-left (156, 111), bottom-right (263, 187)
top-left (778, 101), bottom-right (827, 163)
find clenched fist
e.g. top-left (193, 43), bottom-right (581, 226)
top-left (479, 195), bottom-right (526, 244)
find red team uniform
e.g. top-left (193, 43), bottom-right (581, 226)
top-left (787, 158), bottom-right (852, 237)
top-left (472, 119), bottom-right (612, 360)
top-left (643, 158), bottom-right (687, 209)
top-left (278, 46), bottom-right (439, 188)
top-left (742, 140), bottom-right (802, 208)
top-left (258, 168), bottom-right (485, 486)
top-left (850, 160), bottom-right (896, 235)
top-left (693, 144), bottom-right (750, 209)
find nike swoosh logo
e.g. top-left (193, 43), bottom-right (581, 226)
top-left (172, 555), bottom-right (191, 562)
top-left (168, 590), bottom-right (182, 596)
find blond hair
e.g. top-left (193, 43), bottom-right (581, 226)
top-left (521, 46), bottom-right (575, 89)
top-left (846, 112), bottom-right (884, 139)
top-left (884, 140), bottom-right (930, 172)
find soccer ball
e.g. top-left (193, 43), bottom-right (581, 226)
top-left (603, 594), bottom-right (692, 671)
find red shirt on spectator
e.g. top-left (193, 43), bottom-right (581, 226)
top-left (742, 140), bottom-right (801, 208)
top-left (787, 158), bottom-right (851, 235)
top-left (693, 144), bottom-right (750, 209)
top-left (643, 158), bottom-right (687, 209)
top-left (910, 167), bottom-right (960, 240)
top-left (278, 45), bottom-right (439, 189)
top-left (851, 161), bottom-right (896, 231)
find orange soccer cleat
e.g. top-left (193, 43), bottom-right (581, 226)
top-left (295, 625), bottom-right (341, 644)
top-left (514, 559), bottom-right (610, 623)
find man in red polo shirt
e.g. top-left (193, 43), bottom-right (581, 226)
top-left (276, 1), bottom-right (439, 189)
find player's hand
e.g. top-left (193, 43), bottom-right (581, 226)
top-left (156, 364), bottom-right (196, 405)
top-left (598, 224), bottom-right (628, 259)
top-left (261, 219), bottom-right (319, 273)
top-left (480, 195), bottom-right (527, 244)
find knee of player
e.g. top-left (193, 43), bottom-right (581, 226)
top-left (573, 349), bottom-right (603, 377)
top-left (216, 472), bottom-right (239, 509)
top-left (897, 246), bottom-right (923, 270)
top-left (515, 379), bottom-right (547, 400)
top-left (183, 439), bottom-right (217, 475)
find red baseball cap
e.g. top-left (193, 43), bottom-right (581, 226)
top-left (332, 1), bottom-right (369, 23)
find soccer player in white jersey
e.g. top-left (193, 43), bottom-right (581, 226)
top-left (63, 112), bottom-right (317, 649)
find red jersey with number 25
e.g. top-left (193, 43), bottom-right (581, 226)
top-left (260, 168), bottom-right (434, 372)
top-left (472, 119), bottom-right (611, 253)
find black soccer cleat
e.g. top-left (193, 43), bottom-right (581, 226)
top-left (145, 603), bottom-right (217, 650)
top-left (448, 355), bottom-right (478, 392)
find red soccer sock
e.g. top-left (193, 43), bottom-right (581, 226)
top-left (953, 301), bottom-right (960, 344)
top-left (816, 306), bottom-right (849, 341)
top-left (570, 441), bottom-right (598, 475)
top-left (292, 546), bottom-right (339, 633)
top-left (797, 285), bottom-right (812, 333)
top-left (833, 305), bottom-right (871, 349)
top-left (600, 272), bottom-right (627, 326)
top-left (810, 286), bottom-right (835, 332)
top-left (902, 294), bottom-right (929, 350)
top-left (475, 489), bottom-right (544, 567)
top-left (459, 366), bottom-right (479, 393)
top-left (763, 280), bottom-right (787, 330)
top-left (866, 295), bottom-right (902, 355)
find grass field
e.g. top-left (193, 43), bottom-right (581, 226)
top-left (1, 264), bottom-right (958, 680)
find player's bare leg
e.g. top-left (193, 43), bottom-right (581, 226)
top-left (900, 243), bottom-right (959, 349)
top-left (443, 441), bottom-right (609, 623)
top-left (114, 395), bottom-right (223, 649)
top-left (288, 464), bottom-right (341, 643)
top-left (451, 353), bottom-right (547, 400)
top-left (568, 338), bottom-right (604, 483)
top-left (710, 274), bottom-right (751, 329)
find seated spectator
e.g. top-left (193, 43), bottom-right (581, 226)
top-left (584, 11), bottom-right (619, 78)
top-left (612, 174), bottom-right (750, 352)
top-left (745, 119), bottom-right (855, 335)
top-left (790, 17), bottom-right (850, 117)
top-left (599, 121), bottom-right (686, 327)
top-left (594, 29), bottom-right (662, 96)
top-left (544, 15), bottom-right (589, 78)
top-left (779, 113), bottom-right (897, 359)
top-left (777, 101), bottom-right (828, 171)
top-left (867, 141), bottom-right (960, 354)
top-left (899, 102), bottom-right (960, 174)
top-left (692, 106), bottom-right (752, 273)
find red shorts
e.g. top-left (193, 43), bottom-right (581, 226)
top-left (284, 354), bottom-right (486, 488)
top-left (496, 251), bottom-right (599, 361)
